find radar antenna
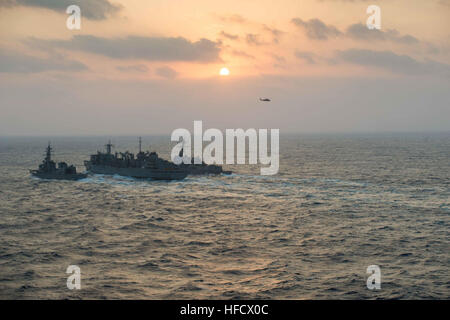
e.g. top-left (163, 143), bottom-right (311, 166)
top-left (45, 141), bottom-right (52, 161)
top-left (105, 140), bottom-right (114, 154)
top-left (179, 141), bottom-right (184, 158)
top-left (139, 137), bottom-right (142, 153)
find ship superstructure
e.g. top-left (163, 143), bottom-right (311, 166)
top-left (84, 139), bottom-right (187, 180)
top-left (30, 143), bottom-right (87, 180)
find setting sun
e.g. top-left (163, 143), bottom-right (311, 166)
top-left (219, 67), bottom-right (230, 76)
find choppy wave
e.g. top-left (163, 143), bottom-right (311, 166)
top-left (0, 134), bottom-right (449, 299)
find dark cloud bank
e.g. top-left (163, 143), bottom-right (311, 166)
top-left (0, 51), bottom-right (87, 73)
top-left (291, 17), bottom-right (419, 44)
top-left (27, 35), bottom-right (222, 63)
top-left (336, 49), bottom-right (450, 76)
top-left (0, 0), bottom-right (122, 20)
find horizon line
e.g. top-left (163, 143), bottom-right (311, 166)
top-left (1, 130), bottom-right (449, 138)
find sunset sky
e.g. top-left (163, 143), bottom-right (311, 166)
top-left (1, 0), bottom-right (449, 135)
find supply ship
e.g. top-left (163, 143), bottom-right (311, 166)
top-left (84, 139), bottom-right (187, 180)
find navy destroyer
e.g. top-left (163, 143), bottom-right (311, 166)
top-left (84, 139), bottom-right (187, 180)
top-left (30, 143), bottom-right (87, 180)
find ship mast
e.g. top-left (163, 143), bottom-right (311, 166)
top-left (179, 141), bottom-right (184, 157)
top-left (45, 142), bottom-right (52, 161)
top-left (139, 137), bottom-right (142, 153)
top-left (105, 140), bottom-right (113, 154)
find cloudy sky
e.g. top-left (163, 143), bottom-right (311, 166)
top-left (0, 0), bottom-right (449, 135)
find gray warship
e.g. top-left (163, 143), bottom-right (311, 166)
top-left (176, 147), bottom-right (232, 175)
top-left (30, 143), bottom-right (87, 180)
top-left (84, 139), bottom-right (188, 180)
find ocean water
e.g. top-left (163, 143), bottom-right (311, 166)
top-left (0, 133), bottom-right (449, 299)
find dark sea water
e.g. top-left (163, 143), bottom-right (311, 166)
top-left (0, 133), bottom-right (449, 299)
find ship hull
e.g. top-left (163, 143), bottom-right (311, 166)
top-left (177, 164), bottom-right (232, 175)
top-left (179, 164), bottom-right (223, 175)
top-left (85, 163), bottom-right (187, 180)
top-left (30, 171), bottom-right (87, 181)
